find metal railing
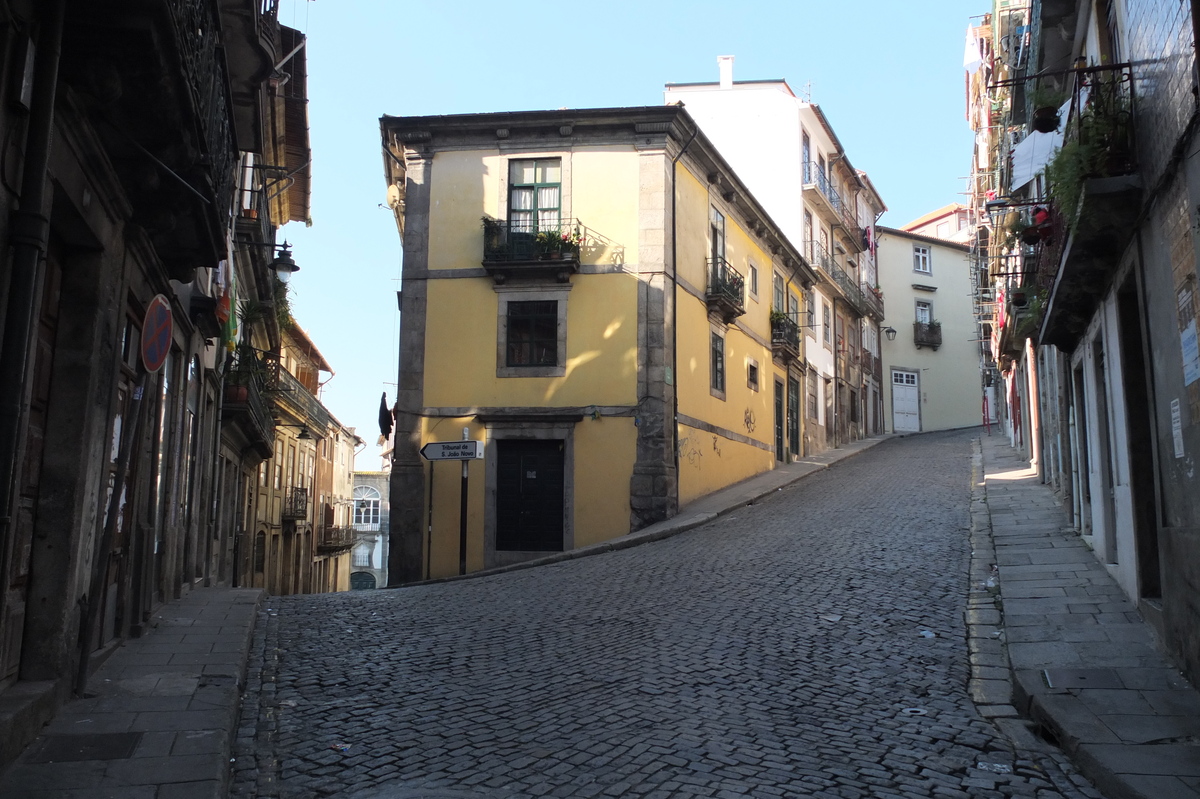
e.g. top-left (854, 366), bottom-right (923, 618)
top-left (269, 361), bottom-right (331, 432)
top-left (167, 0), bottom-right (236, 216)
top-left (481, 218), bottom-right (586, 262)
top-left (282, 487), bottom-right (308, 520)
top-left (223, 352), bottom-right (275, 451)
top-left (803, 162), bottom-right (845, 216)
top-left (861, 285), bottom-right (884, 318)
top-left (317, 526), bottom-right (354, 553)
top-left (914, 322), bottom-right (943, 349)
top-left (771, 314), bottom-right (801, 357)
top-left (1061, 63), bottom-right (1135, 177)
top-left (706, 257), bottom-right (745, 314)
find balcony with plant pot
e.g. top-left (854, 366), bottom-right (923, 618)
top-left (914, 321), bottom-right (942, 350)
top-left (770, 311), bottom-right (801, 361)
top-left (1039, 62), bottom-right (1140, 350)
top-left (480, 218), bottom-right (587, 283)
top-left (706, 257), bottom-right (746, 322)
top-left (222, 348), bottom-right (276, 461)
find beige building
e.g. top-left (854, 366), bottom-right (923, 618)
top-left (877, 227), bottom-right (981, 433)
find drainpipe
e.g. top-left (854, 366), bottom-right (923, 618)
top-left (0, 0), bottom-right (66, 651)
top-left (669, 116), bottom-right (698, 500)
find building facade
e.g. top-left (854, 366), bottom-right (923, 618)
top-left (965, 0), bottom-right (1200, 686)
top-left (664, 59), bottom-right (888, 451)
top-left (877, 227), bottom-right (981, 433)
top-left (380, 106), bottom-right (821, 583)
top-left (351, 471), bottom-right (390, 590)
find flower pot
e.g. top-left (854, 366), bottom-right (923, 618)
top-left (1032, 107), bottom-right (1060, 133)
top-left (1020, 227), bottom-right (1041, 245)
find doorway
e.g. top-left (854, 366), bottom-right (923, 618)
top-left (496, 439), bottom-right (565, 552)
top-left (891, 370), bottom-right (920, 432)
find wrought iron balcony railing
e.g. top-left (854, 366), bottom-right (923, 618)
top-left (480, 218), bottom-right (589, 282)
top-left (282, 487), bottom-right (308, 520)
top-left (914, 322), bottom-right (943, 350)
top-left (770, 314), bottom-right (801, 359)
top-left (706, 257), bottom-right (746, 321)
top-left (803, 162), bottom-right (844, 216)
top-left (317, 526), bottom-right (355, 553)
top-left (861, 285), bottom-right (884, 318)
top-left (269, 360), bottom-right (331, 432)
top-left (223, 354), bottom-right (275, 460)
top-left (805, 240), bottom-right (836, 277)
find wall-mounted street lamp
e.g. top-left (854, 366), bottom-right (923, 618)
top-left (883, 326), bottom-right (898, 341)
top-left (234, 239), bottom-right (302, 283)
top-left (273, 419), bottom-right (315, 440)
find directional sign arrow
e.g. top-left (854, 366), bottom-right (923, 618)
top-left (420, 440), bottom-right (484, 461)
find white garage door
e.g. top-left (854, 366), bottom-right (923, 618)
top-left (892, 370), bottom-right (920, 432)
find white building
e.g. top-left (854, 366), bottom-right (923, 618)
top-left (665, 56), bottom-right (887, 450)
top-left (877, 226), bottom-right (982, 433)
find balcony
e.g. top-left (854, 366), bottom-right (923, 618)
top-left (481, 218), bottom-right (585, 283)
top-left (282, 487), bottom-right (308, 521)
top-left (706, 258), bottom-right (746, 322)
top-left (222, 354), bottom-right (275, 461)
top-left (270, 360), bottom-right (332, 433)
top-left (770, 313), bottom-right (801, 360)
top-left (316, 526), bottom-right (355, 554)
top-left (1041, 63), bottom-right (1140, 351)
top-left (862, 285), bottom-right (884, 319)
top-left (803, 162), bottom-right (844, 228)
top-left (805, 240), bottom-right (836, 278)
top-left (914, 322), bottom-right (943, 350)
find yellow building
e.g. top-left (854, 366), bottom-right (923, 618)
top-left (380, 107), bottom-right (819, 583)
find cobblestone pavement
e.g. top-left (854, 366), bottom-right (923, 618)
top-left (234, 431), bottom-right (1104, 799)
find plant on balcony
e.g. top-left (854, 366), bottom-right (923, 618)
top-left (1029, 86), bottom-right (1067, 133)
top-left (769, 309), bottom-right (789, 325)
top-left (1045, 93), bottom-right (1132, 228)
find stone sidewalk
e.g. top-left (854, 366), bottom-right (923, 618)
top-left (0, 588), bottom-right (263, 799)
top-left (979, 433), bottom-right (1200, 799)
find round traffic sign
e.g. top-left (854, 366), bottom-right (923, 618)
top-left (141, 294), bottom-right (173, 373)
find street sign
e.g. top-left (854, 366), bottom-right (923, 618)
top-left (141, 294), bottom-right (173, 373)
top-left (420, 440), bottom-right (484, 461)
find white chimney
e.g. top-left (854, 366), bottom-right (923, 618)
top-left (718, 55), bottom-right (734, 89)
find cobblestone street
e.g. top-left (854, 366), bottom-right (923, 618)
top-left (235, 431), bottom-right (1102, 799)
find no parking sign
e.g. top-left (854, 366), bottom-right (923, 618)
top-left (141, 294), bottom-right (173, 374)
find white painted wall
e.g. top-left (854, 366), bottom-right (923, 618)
top-left (877, 229), bottom-right (981, 433)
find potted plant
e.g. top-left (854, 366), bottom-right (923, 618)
top-left (535, 228), bottom-right (562, 259)
top-left (769, 309), bottom-right (789, 325)
top-left (1029, 86), bottom-right (1067, 133)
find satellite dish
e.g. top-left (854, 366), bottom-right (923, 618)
top-left (386, 184), bottom-right (402, 210)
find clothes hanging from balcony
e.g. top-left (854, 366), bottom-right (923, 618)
top-left (378, 391), bottom-right (393, 445)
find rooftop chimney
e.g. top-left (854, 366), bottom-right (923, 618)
top-left (718, 55), bottom-right (734, 89)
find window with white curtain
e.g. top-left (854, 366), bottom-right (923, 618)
top-left (508, 159), bottom-right (561, 232)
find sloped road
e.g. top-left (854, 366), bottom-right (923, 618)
top-left (234, 430), bottom-right (1102, 799)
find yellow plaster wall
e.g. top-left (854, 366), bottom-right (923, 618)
top-left (571, 148), bottom-right (640, 266)
top-left (422, 273), bottom-right (638, 409)
top-left (672, 162), bottom-right (784, 507)
top-left (572, 418), bottom-right (637, 547)
top-left (428, 150), bottom-right (490, 270)
top-left (423, 416), bottom-right (487, 579)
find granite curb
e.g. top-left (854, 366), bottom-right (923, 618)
top-left (0, 587), bottom-right (265, 799)
top-left (397, 433), bottom-right (897, 588)
top-left (976, 433), bottom-right (1200, 799)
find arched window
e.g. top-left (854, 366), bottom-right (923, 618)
top-left (353, 485), bottom-right (381, 530)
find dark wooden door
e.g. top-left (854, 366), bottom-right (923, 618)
top-left (496, 439), bottom-right (564, 552)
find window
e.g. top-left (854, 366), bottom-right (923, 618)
top-left (353, 543), bottom-right (372, 568)
top-left (788, 292), bottom-right (800, 323)
top-left (497, 287), bottom-right (569, 378)
top-left (710, 207), bottom-right (726, 261)
top-left (507, 300), bottom-right (557, 367)
top-left (772, 273), bottom-right (785, 312)
top-left (748, 264), bottom-right (759, 299)
top-left (710, 331), bottom-right (725, 396)
top-left (913, 245), bottom-right (931, 274)
top-left (803, 211), bottom-right (814, 261)
top-left (823, 303), bottom-right (832, 347)
top-left (807, 371), bottom-right (819, 419)
top-left (509, 159), bottom-right (561, 232)
top-left (916, 300), bottom-right (933, 324)
top-left (353, 485), bottom-right (381, 529)
top-left (805, 291), bottom-right (816, 335)
top-left (273, 440), bottom-right (282, 490)
top-left (787, 376), bottom-right (800, 457)
top-left (747, 358), bottom-right (760, 392)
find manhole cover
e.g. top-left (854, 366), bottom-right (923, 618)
top-left (1043, 668), bottom-right (1122, 689)
top-left (27, 732), bottom-right (142, 763)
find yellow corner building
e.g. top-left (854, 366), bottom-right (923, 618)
top-left (381, 107), bottom-right (820, 583)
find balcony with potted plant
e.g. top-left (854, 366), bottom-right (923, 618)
top-left (480, 218), bottom-right (588, 283)
top-left (914, 320), bottom-right (942, 350)
top-left (770, 310), bottom-right (801, 360)
top-left (1040, 62), bottom-right (1139, 350)
top-left (706, 257), bottom-right (746, 322)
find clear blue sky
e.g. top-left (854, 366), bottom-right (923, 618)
top-left (274, 0), bottom-right (987, 462)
